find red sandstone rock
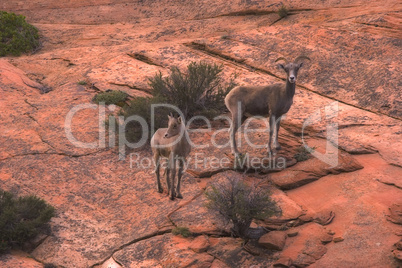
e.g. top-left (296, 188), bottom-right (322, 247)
top-left (280, 223), bottom-right (330, 267)
top-left (333, 237), bottom-right (345, 243)
top-left (387, 204), bottom-right (402, 225)
top-left (392, 250), bottom-right (402, 261)
top-left (210, 258), bottom-right (230, 268)
top-left (0, 0), bottom-right (401, 267)
top-left (313, 210), bottom-right (335, 226)
top-left (395, 240), bottom-right (402, 250)
top-left (189, 235), bottom-right (210, 253)
top-left (0, 250), bottom-right (43, 268)
top-left (327, 230), bottom-right (336, 235)
top-left (269, 150), bottom-right (363, 190)
top-left (207, 237), bottom-right (274, 267)
top-left (113, 234), bottom-right (215, 267)
top-left (319, 233), bottom-right (333, 244)
top-left (258, 231), bottom-right (287, 251)
top-left (270, 187), bottom-right (304, 221)
top-left (287, 154), bottom-right (402, 267)
top-left (293, 254), bottom-right (316, 268)
top-left (273, 256), bottom-right (293, 267)
top-left (303, 242), bottom-right (327, 260)
top-left (287, 231), bottom-right (299, 237)
top-left (99, 257), bottom-right (122, 268)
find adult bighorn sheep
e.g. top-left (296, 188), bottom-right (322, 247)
top-left (151, 113), bottom-right (191, 200)
top-left (225, 55), bottom-right (311, 156)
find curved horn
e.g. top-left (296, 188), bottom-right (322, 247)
top-left (294, 55), bottom-right (311, 63)
top-left (275, 57), bottom-right (288, 64)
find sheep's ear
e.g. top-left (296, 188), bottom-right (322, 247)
top-left (298, 62), bottom-right (304, 68)
top-left (277, 64), bottom-right (285, 70)
top-left (177, 116), bottom-right (182, 124)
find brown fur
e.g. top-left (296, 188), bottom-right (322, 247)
top-left (225, 57), bottom-right (309, 156)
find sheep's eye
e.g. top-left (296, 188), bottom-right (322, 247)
top-left (173, 125), bottom-right (177, 128)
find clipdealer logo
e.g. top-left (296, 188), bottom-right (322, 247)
top-left (64, 101), bottom-right (339, 169)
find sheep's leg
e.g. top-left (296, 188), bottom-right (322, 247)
top-left (230, 105), bottom-right (245, 157)
top-left (274, 116), bottom-right (282, 151)
top-left (166, 167), bottom-right (171, 197)
top-left (166, 154), bottom-right (172, 197)
top-left (268, 115), bottom-right (275, 155)
top-left (169, 154), bottom-right (176, 200)
top-left (176, 158), bottom-right (184, 199)
top-left (154, 153), bottom-right (163, 193)
top-left (229, 116), bottom-right (240, 155)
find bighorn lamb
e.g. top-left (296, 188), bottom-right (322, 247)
top-left (151, 113), bottom-right (191, 200)
top-left (225, 55), bottom-right (310, 156)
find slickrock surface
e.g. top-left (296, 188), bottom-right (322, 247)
top-left (0, 0), bottom-right (401, 267)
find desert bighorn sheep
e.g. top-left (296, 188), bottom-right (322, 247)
top-left (225, 55), bottom-right (311, 156)
top-left (151, 113), bottom-right (191, 200)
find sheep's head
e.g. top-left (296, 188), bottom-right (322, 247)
top-left (276, 56), bottom-right (311, 84)
top-left (164, 113), bottom-right (183, 138)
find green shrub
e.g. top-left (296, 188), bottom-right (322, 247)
top-left (172, 226), bottom-right (192, 238)
top-left (120, 61), bottom-right (236, 143)
top-left (277, 5), bottom-right (289, 18)
top-left (205, 176), bottom-right (279, 239)
top-left (149, 61), bottom-right (236, 119)
top-left (92, 90), bottom-right (129, 106)
top-left (0, 189), bottom-right (55, 253)
top-left (294, 145), bottom-right (315, 162)
top-left (119, 95), bottom-right (172, 143)
top-left (0, 11), bottom-right (40, 57)
top-left (77, 80), bottom-right (87, 85)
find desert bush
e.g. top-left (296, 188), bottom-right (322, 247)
top-left (149, 61), bottom-right (236, 119)
top-left (0, 189), bottom-right (55, 253)
top-left (119, 95), bottom-right (172, 143)
top-left (93, 90), bottom-right (129, 106)
top-left (172, 226), bottom-right (192, 238)
top-left (277, 5), bottom-right (289, 18)
top-left (294, 145), bottom-right (315, 162)
top-left (205, 176), bottom-right (279, 239)
top-left (77, 80), bottom-right (87, 85)
top-left (120, 61), bottom-right (236, 143)
top-left (0, 11), bottom-right (40, 57)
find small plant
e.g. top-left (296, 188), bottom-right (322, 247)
top-left (120, 61), bottom-right (237, 143)
top-left (149, 61), bottom-right (236, 119)
top-left (120, 95), bottom-right (172, 142)
top-left (172, 226), bottom-right (192, 238)
top-left (277, 5), bottom-right (289, 18)
top-left (0, 189), bottom-right (55, 253)
top-left (92, 90), bottom-right (129, 106)
top-left (205, 176), bottom-right (279, 239)
top-left (294, 145), bottom-right (315, 162)
top-left (0, 11), bottom-right (40, 56)
top-left (77, 80), bottom-right (87, 85)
